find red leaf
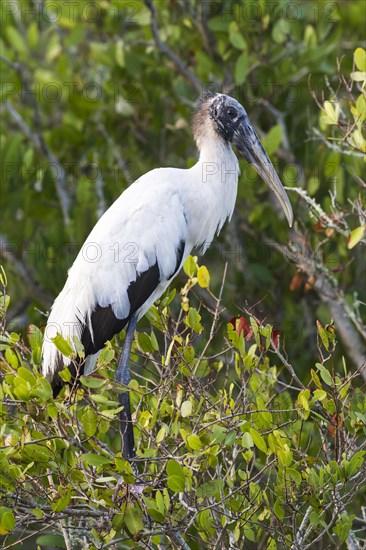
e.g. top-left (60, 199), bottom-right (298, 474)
top-left (272, 330), bottom-right (280, 349)
top-left (229, 316), bottom-right (253, 340)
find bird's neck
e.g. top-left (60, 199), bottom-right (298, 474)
top-left (195, 137), bottom-right (239, 186)
top-left (185, 136), bottom-right (239, 251)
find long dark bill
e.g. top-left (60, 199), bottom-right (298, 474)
top-left (233, 117), bottom-right (294, 227)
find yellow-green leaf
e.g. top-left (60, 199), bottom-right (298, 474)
top-left (197, 265), bottom-right (210, 288)
top-left (350, 71), bottom-right (366, 82)
top-left (313, 389), bottom-right (327, 401)
top-left (187, 434), bottom-right (203, 450)
top-left (322, 101), bottom-right (339, 125)
top-left (354, 47), bottom-right (366, 71)
top-left (347, 225), bottom-right (365, 249)
top-left (181, 400), bottom-right (192, 418)
top-left (249, 428), bottom-right (267, 453)
top-left (51, 334), bottom-right (74, 357)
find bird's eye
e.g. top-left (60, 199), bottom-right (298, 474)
top-left (226, 107), bottom-right (237, 119)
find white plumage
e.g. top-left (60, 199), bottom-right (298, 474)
top-left (42, 123), bottom-right (239, 382)
top-left (42, 91), bottom-right (292, 463)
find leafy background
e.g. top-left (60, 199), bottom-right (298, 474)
top-left (0, 0), bottom-right (365, 548)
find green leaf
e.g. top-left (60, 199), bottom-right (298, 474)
top-left (186, 308), bottom-right (203, 333)
top-left (307, 176), bottom-right (320, 196)
top-left (80, 375), bottom-right (106, 388)
top-left (51, 486), bottom-right (72, 512)
top-left (97, 345), bottom-right (115, 367)
top-left (27, 325), bottom-right (43, 350)
top-left (286, 468), bottom-right (302, 486)
top-left (277, 444), bottom-right (293, 467)
top-left (124, 504), bottom-right (144, 534)
top-left (333, 512), bottom-right (355, 544)
top-left (196, 479), bottom-right (224, 498)
top-left (166, 460), bottom-right (185, 492)
top-left (5, 26), bottom-right (26, 53)
top-left (350, 71), bottom-right (366, 82)
top-left (263, 125), bottom-right (282, 155)
top-left (115, 39), bottom-right (125, 67)
top-left (316, 321), bottom-right (329, 351)
top-left (0, 507), bottom-right (15, 534)
top-left (147, 506), bottom-right (165, 523)
top-left (316, 363), bottom-right (332, 386)
top-left (229, 23), bottom-right (247, 50)
top-left (80, 406), bottom-right (98, 437)
top-left (138, 332), bottom-right (154, 353)
top-left (5, 348), bottom-right (18, 369)
top-left (242, 432), bottom-right (254, 449)
top-left (187, 434), bottom-right (203, 450)
top-left (17, 367), bottom-right (36, 386)
top-left (274, 498), bottom-right (285, 519)
top-left (166, 459), bottom-right (184, 477)
top-left (80, 453), bottom-right (111, 467)
top-left (235, 53), bottom-right (249, 85)
top-left (183, 255), bottom-right (198, 277)
top-left (167, 474), bottom-right (185, 493)
top-left (58, 367), bottom-right (72, 383)
top-left (310, 368), bottom-right (322, 389)
top-left (272, 19), bottom-right (290, 43)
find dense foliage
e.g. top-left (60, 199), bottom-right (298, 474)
top-left (0, 0), bottom-right (365, 548)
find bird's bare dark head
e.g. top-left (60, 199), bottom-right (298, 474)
top-left (192, 93), bottom-right (247, 149)
top-left (193, 92), bottom-right (294, 227)
top-left (208, 94), bottom-right (247, 142)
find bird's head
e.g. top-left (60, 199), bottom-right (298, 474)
top-left (193, 92), bottom-right (293, 227)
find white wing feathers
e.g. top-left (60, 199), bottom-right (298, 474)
top-left (42, 170), bottom-right (188, 380)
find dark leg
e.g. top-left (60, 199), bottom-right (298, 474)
top-left (115, 314), bottom-right (138, 462)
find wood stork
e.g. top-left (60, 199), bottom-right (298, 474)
top-left (42, 92), bottom-right (293, 464)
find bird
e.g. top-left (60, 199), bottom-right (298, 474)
top-left (42, 92), bottom-right (293, 466)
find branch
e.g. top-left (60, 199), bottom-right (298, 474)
top-left (167, 528), bottom-right (191, 550)
top-left (97, 122), bottom-right (133, 185)
top-left (1, 54), bottom-right (72, 226)
top-left (144, 0), bottom-right (202, 94)
top-left (286, 187), bottom-right (350, 238)
top-left (0, 235), bottom-right (53, 310)
top-left (291, 506), bottom-right (312, 549)
top-left (241, 223), bottom-right (366, 378)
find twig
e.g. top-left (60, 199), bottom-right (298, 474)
top-left (144, 0), bottom-right (202, 94)
top-left (291, 506), bottom-right (312, 549)
top-left (167, 528), bottom-right (191, 550)
top-left (285, 187), bottom-right (349, 237)
top-left (240, 223), bottom-right (366, 376)
top-left (97, 122), bottom-right (133, 185)
top-left (2, 53), bottom-right (72, 226)
top-left (3, 100), bottom-right (71, 227)
top-left (0, 235), bottom-right (53, 310)
top-left (59, 520), bottom-right (73, 550)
